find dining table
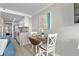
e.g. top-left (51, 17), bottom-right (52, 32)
top-left (29, 35), bottom-right (47, 53)
top-left (29, 35), bottom-right (47, 45)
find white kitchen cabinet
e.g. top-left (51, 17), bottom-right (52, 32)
top-left (24, 16), bottom-right (29, 27)
top-left (17, 27), bottom-right (29, 46)
top-left (19, 32), bottom-right (29, 46)
top-left (19, 20), bottom-right (24, 27)
top-left (17, 16), bottom-right (32, 46)
top-left (19, 16), bottom-right (29, 27)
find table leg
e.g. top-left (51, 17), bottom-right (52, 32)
top-left (35, 46), bottom-right (37, 53)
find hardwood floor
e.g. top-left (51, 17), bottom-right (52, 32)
top-left (13, 39), bottom-right (35, 56)
top-left (12, 39), bottom-right (59, 56)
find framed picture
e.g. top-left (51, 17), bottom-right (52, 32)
top-left (74, 3), bottom-right (79, 23)
top-left (39, 12), bottom-right (51, 31)
top-left (39, 14), bottom-right (48, 30)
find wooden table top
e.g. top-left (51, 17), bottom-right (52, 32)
top-left (29, 36), bottom-right (47, 45)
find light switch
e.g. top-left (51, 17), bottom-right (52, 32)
top-left (77, 44), bottom-right (79, 50)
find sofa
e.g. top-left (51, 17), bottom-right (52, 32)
top-left (0, 34), bottom-right (16, 56)
top-left (56, 39), bottom-right (79, 56)
top-left (55, 25), bottom-right (79, 56)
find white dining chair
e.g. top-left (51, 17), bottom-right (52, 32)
top-left (36, 33), bottom-right (57, 56)
top-left (31, 32), bottom-right (37, 37)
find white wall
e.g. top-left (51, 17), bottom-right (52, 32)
top-left (32, 3), bottom-right (76, 56)
top-left (32, 3), bottom-right (74, 33)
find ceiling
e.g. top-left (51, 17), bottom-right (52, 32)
top-left (0, 12), bottom-right (24, 23)
top-left (0, 3), bottom-right (51, 23)
top-left (0, 3), bottom-right (50, 15)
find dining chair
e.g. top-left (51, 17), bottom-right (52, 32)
top-left (30, 32), bottom-right (38, 53)
top-left (36, 33), bottom-right (57, 56)
top-left (31, 32), bottom-right (37, 37)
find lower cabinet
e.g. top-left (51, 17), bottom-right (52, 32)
top-left (19, 32), bottom-right (29, 46)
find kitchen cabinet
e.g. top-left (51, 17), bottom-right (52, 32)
top-left (17, 27), bottom-right (29, 46)
top-left (19, 16), bottom-right (29, 27)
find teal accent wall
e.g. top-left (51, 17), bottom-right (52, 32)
top-left (47, 12), bottom-right (50, 29)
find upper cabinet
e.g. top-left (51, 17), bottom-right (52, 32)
top-left (19, 16), bottom-right (30, 27)
top-left (18, 16), bottom-right (32, 32)
top-left (24, 16), bottom-right (29, 27)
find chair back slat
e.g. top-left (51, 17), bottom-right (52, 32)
top-left (47, 33), bottom-right (57, 49)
